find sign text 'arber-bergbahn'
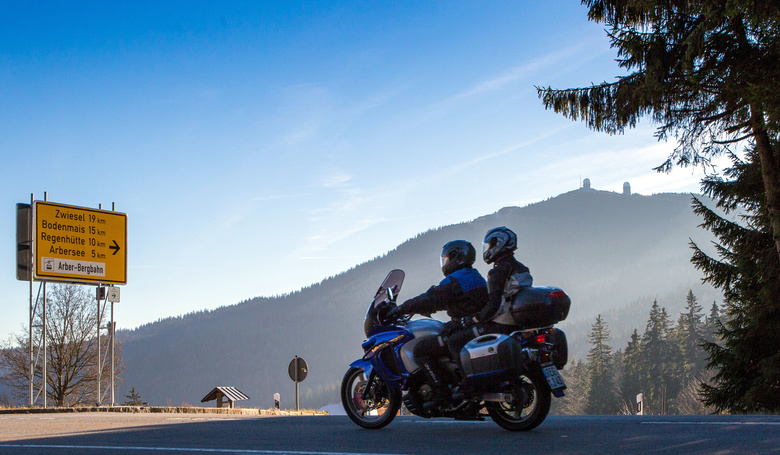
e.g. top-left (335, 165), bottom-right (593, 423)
top-left (33, 201), bottom-right (127, 285)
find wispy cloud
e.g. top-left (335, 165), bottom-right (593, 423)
top-left (320, 171), bottom-right (352, 188)
top-left (393, 123), bottom-right (574, 193)
top-left (272, 81), bottom-right (403, 153)
top-left (252, 194), bottom-right (290, 202)
top-left (419, 38), bottom-right (608, 122)
top-left (180, 200), bottom-right (261, 257)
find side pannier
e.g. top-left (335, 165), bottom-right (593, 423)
top-left (509, 286), bottom-right (571, 329)
top-left (460, 334), bottom-right (525, 378)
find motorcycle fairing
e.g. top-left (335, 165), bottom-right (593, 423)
top-left (346, 359), bottom-right (404, 398)
top-left (349, 358), bottom-right (373, 375)
top-left (357, 327), bottom-right (415, 385)
top-left (361, 327), bottom-right (414, 359)
top-left (398, 318), bottom-right (445, 372)
top-left (349, 357), bottom-right (405, 392)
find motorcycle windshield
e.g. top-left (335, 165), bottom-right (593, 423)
top-left (371, 269), bottom-right (404, 309)
top-left (364, 269), bottom-right (405, 337)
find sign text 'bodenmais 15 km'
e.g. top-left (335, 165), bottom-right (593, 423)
top-left (33, 201), bottom-right (127, 285)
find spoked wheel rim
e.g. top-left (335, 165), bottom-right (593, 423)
top-left (341, 367), bottom-right (400, 429)
top-left (486, 373), bottom-right (551, 431)
top-left (500, 376), bottom-right (537, 419)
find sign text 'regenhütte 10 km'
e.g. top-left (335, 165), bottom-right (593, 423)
top-left (34, 201), bottom-right (127, 285)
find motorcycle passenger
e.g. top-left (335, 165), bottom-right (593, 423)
top-left (477, 226), bottom-right (533, 334)
top-left (387, 240), bottom-right (488, 398)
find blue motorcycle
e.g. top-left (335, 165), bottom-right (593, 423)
top-left (341, 269), bottom-right (570, 431)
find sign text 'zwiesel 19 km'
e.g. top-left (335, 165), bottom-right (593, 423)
top-left (33, 201), bottom-right (127, 285)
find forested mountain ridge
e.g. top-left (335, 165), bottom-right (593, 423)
top-left (119, 188), bottom-right (719, 409)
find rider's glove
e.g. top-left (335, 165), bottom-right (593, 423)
top-left (458, 316), bottom-right (477, 329)
top-left (385, 305), bottom-right (402, 322)
top-left (443, 316), bottom-right (476, 336)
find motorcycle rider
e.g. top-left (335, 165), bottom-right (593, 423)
top-left (387, 240), bottom-right (488, 399)
top-left (446, 226), bottom-right (533, 402)
top-left (477, 226), bottom-right (533, 334)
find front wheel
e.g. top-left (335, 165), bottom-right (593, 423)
top-left (341, 367), bottom-right (401, 429)
top-left (486, 371), bottom-right (551, 431)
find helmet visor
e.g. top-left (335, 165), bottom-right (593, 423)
top-left (440, 253), bottom-right (451, 270)
top-left (483, 237), bottom-right (498, 254)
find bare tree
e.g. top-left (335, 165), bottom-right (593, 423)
top-left (0, 284), bottom-right (123, 407)
top-left (552, 359), bottom-right (588, 415)
top-left (676, 369), bottom-right (718, 415)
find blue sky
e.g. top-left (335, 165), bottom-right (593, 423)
top-left (0, 1), bottom-right (714, 340)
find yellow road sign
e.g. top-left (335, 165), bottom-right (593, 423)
top-left (33, 201), bottom-right (127, 284)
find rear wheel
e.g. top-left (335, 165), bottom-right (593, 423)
top-left (341, 367), bottom-right (401, 429)
top-left (486, 371), bottom-right (551, 431)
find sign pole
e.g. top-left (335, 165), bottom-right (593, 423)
top-left (294, 356), bottom-right (299, 411)
top-left (97, 204), bottom-right (101, 407)
top-left (110, 203), bottom-right (116, 406)
top-left (96, 284), bottom-right (101, 406)
top-left (42, 193), bottom-right (48, 408)
top-left (288, 356), bottom-right (308, 411)
top-left (28, 273), bottom-right (32, 406)
top-left (110, 302), bottom-right (115, 406)
top-left (42, 281), bottom-right (47, 408)
top-left (28, 193), bottom-right (33, 407)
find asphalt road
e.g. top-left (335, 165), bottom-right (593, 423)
top-left (0, 413), bottom-right (778, 455)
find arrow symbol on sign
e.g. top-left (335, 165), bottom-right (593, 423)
top-left (109, 240), bottom-right (121, 255)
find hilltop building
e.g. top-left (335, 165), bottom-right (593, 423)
top-left (579, 178), bottom-right (632, 196)
top-left (581, 178), bottom-right (593, 191)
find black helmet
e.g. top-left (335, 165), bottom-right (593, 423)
top-left (482, 226), bottom-right (517, 264)
top-left (440, 240), bottom-right (476, 276)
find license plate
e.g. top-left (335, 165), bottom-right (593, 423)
top-left (542, 364), bottom-right (566, 390)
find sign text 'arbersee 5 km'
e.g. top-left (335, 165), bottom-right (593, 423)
top-left (34, 201), bottom-right (127, 285)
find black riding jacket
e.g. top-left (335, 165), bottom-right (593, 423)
top-left (477, 255), bottom-right (530, 322)
top-left (398, 267), bottom-right (488, 321)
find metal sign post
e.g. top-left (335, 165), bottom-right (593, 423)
top-left (108, 286), bottom-right (119, 406)
top-left (288, 356), bottom-right (308, 411)
top-left (22, 193), bottom-right (49, 408)
top-left (18, 194), bottom-right (127, 409)
top-left (42, 281), bottom-right (47, 408)
top-left (97, 284), bottom-right (103, 406)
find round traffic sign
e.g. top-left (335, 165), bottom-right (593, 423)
top-left (288, 356), bottom-right (308, 383)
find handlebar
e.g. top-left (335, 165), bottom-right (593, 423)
top-left (377, 304), bottom-right (411, 326)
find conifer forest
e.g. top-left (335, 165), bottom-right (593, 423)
top-left (553, 290), bottom-right (721, 416)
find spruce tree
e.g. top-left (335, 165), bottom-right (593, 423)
top-left (640, 301), bottom-right (684, 414)
top-left (702, 301), bottom-right (721, 345)
top-left (536, 0), bottom-right (780, 414)
top-left (123, 387), bottom-right (148, 406)
top-left (537, 0), bottom-right (780, 261)
top-left (692, 149), bottom-right (780, 412)
top-left (621, 329), bottom-right (643, 409)
top-left (585, 315), bottom-right (619, 414)
top-left (675, 290), bottom-right (707, 382)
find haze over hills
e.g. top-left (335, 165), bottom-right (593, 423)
top-left (118, 186), bottom-right (720, 409)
